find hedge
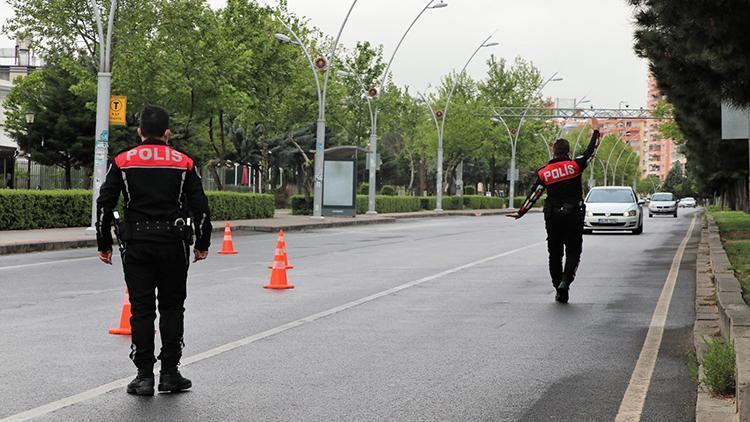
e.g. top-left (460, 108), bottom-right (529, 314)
top-left (462, 195), bottom-right (505, 209)
top-left (0, 189), bottom-right (274, 230)
top-left (291, 195), bottom-right (421, 215)
top-left (513, 195), bottom-right (545, 208)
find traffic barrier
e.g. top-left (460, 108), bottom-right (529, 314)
top-left (217, 223), bottom-right (239, 254)
top-left (264, 246), bottom-right (294, 290)
top-left (109, 289), bottom-right (132, 335)
top-left (268, 230), bottom-right (294, 269)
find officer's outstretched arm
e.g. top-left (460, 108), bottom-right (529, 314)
top-left (507, 178), bottom-right (545, 219)
top-left (96, 163), bottom-right (124, 254)
top-left (576, 117), bottom-right (601, 165)
top-left (185, 168), bottom-right (212, 252)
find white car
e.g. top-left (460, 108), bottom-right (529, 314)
top-left (649, 192), bottom-right (678, 217)
top-left (679, 197), bottom-right (697, 208)
top-left (584, 186), bottom-right (644, 234)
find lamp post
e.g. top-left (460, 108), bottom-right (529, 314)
top-left (362, 0), bottom-right (447, 214)
top-left (419, 33), bottom-right (497, 212)
top-left (620, 152), bottom-right (638, 186)
top-left (612, 141), bottom-right (632, 184)
top-left (491, 72), bottom-right (562, 208)
top-left (25, 112), bottom-right (34, 189)
top-left (275, 0), bottom-right (358, 218)
top-left (87, 0), bottom-right (118, 233)
top-left (601, 134), bottom-right (626, 185)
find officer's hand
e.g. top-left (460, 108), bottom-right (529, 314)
top-left (193, 249), bottom-right (208, 263)
top-left (98, 250), bottom-right (113, 265)
top-left (591, 116), bottom-right (600, 131)
top-left (506, 213), bottom-right (521, 219)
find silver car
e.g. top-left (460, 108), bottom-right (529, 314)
top-left (649, 192), bottom-right (678, 218)
top-left (584, 186), bottom-right (644, 234)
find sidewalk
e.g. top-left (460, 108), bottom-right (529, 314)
top-left (0, 208), bottom-right (518, 255)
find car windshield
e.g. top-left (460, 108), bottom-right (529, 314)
top-left (586, 189), bottom-right (635, 203)
top-left (651, 193), bottom-right (674, 201)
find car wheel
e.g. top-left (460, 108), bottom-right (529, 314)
top-left (632, 222), bottom-right (643, 235)
top-left (649, 213), bottom-right (653, 218)
top-left (673, 212), bottom-right (678, 218)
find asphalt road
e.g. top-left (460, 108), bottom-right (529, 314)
top-left (0, 208), bottom-right (701, 421)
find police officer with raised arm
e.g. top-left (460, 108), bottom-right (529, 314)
top-left (508, 117), bottom-right (601, 304)
top-left (96, 105), bottom-right (212, 395)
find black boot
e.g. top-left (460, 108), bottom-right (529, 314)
top-left (127, 370), bottom-right (155, 396)
top-left (158, 369), bottom-right (192, 393)
top-left (556, 280), bottom-right (570, 304)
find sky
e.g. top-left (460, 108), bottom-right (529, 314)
top-left (0, 0), bottom-right (649, 108)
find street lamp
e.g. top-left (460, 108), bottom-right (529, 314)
top-left (86, 0), bottom-right (118, 233)
top-left (492, 72), bottom-right (562, 208)
top-left (364, 0), bottom-right (448, 214)
top-left (620, 152), bottom-right (638, 186)
top-left (25, 112), bottom-right (34, 189)
top-left (275, 0), bottom-right (358, 218)
top-left (420, 32), bottom-right (497, 212)
top-left (612, 141), bottom-right (632, 185)
top-left (618, 101), bottom-right (629, 110)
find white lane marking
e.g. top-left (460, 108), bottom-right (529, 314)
top-left (0, 256), bottom-right (100, 271)
top-left (615, 213), bottom-right (698, 422)
top-left (0, 240), bottom-right (544, 421)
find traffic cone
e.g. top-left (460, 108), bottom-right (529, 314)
top-left (264, 247), bottom-right (294, 289)
top-left (268, 230), bottom-right (293, 269)
top-left (217, 223), bottom-right (239, 254)
top-left (109, 289), bottom-right (132, 335)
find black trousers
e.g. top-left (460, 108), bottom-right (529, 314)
top-left (544, 208), bottom-right (584, 287)
top-left (122, 240), bottom-right (190, 372)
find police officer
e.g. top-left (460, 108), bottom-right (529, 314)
top-left (508, 117), bottom-right (601, 303)
top-left (96, 105), bottom-right (212, 395)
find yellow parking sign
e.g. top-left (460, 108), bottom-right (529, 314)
top-left (109, 96), bottom-right (127, 126)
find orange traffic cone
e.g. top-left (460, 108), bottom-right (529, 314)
top-left (268, 230), bottom-right (294, 269)
top-left (217, 223), bottom-right (238, 254)
top-left (109, 289), bottom-right (132, 335)
top-left (264, 247), bottom-right (295, 289)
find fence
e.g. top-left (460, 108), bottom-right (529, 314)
top-left (1, 159), bottom-right (89, 190)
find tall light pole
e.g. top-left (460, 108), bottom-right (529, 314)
top-left (612, 141), bottom-right (632, 184)
top-left (25, 112), bottom-right (34, 189)
top-left (275, 0), bottom-right (357, 218)
top-left (602, 135), bottom-right (626, 185)
top-left (87, 0), bottom-right (118, 233)
top-left (421, 33), bottom-right (497, 212)
top-left (620, 152), bottom-right (638, 186)
top-left (491, 72), bottom-right (562, 208)
top-left (363, 0), bottom-right (447, 214)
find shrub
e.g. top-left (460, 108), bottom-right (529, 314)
top-left (463, 195), bottom-right (503, 209)
top-left (206, 192), bottom-right (274, 220)
top-left (380, 185), bottom-right (397, 196)
top-left (700, 337), bottom-right (736, 396)
top-left (0, 189), bottom-right (91, 230)
top-left (464, 186), bottom-right (476, 195)
top-left (0, 189), bottom-right (274, 230)
top-left (513, 195), bottom-right (545, 208)
top-left (290, 195), bottom-right (313, 215)
top-left (358, 183), bottom-right (369, 195)
top-left (356, 195), bottom-right (420, 214)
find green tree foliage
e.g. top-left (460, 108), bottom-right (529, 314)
top-left (630, 0), bottom-right (750, 208)
top-left (3, 57), bottom-right (96, 188)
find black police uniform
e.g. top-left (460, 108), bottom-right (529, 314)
top-left (96, 138), bottom-right (212, 376)
top-left (515, 129), bottom-right (600, 291)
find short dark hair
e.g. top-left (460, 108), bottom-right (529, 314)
top-left (139, 105), bottom-right (170, 138)
top-left (553, 138), bottom-right (570, 157)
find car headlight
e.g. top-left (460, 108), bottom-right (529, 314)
top-left (586, 211), bottom-right (593, 217)
top-left (623, 210), bottom-right (637, 217)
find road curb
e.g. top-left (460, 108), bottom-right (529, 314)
top-left (702, 215), bottom-right (750, 421)
top-left (0, 208), bottom-right (524, 255)
top-left (695, 222), bottom-right (736, 421)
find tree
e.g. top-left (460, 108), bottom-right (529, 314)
top-left (4, 58), bottom-right (96, 188)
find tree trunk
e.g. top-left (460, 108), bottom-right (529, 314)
top-left (207, 116), bottom-right (223, 191)
top-left (489, 156), bottom-right (496, 194)
top-left (407, 151), bottom-right (415, 194)
top-left (64, 160), bottom-right (72, 190)
top-left (418, 157), bottom-right (427, 195)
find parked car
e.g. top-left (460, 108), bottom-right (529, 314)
top-left (583, 186), bottom-right (644, 234)
top-left (679, 197), bottom-right (697, 208)
top-left (649, 192), bottom-right (678, 217)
